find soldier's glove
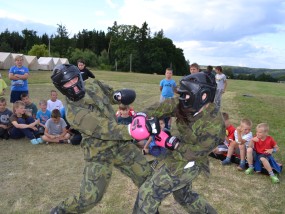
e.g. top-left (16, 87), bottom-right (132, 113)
top-left (165, 136), bottom-right (180, 150)
top-left (128, 112), bottom-right (161, 140)
top-left (147, 117), bottom-right (161, 135)
top-left (128, 112), bottom-right (150, 141)
top-left (113, 89), bottom-right (136, 105)
top-left (154, 131), bottom-right (180, 150)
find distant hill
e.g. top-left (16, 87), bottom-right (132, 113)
top-left (222, 66), bottom-right (285, 78)
top-left (0, 18), bottom-right (57, 36)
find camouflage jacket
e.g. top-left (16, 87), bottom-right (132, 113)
top-left (66, 78), bottom-right (131, 144)
top-left (143, 98), bottom-right (225, 175)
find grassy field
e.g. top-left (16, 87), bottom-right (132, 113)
top-left (0, 70), bottom-right (284, 214)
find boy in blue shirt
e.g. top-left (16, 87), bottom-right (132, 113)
top-left (159, 68), bottom-right (177, 130)
top-left (9, 55), bottom-right (29, 103)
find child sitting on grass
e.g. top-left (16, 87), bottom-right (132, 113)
top-left (8, 100), bottom-right (41, 145)
top-left (42, 109), bottom-right (70, 144)
top-left (245, 123), bottom-right (281, 184)
top-left (222, 118), bottom-right (253, 170)
top-left (212, 112), bottom-right (236, 155)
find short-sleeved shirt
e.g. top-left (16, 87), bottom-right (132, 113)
top-left (25, 103), bottom-right (38, 118)
top-left (254, 136), bottom-right (277, 154)
top-left (234, 130), bottom-right (253, 147)
top-left (160, 79), bottom-right (177, 98)
top-left (47, 99), bottom-right (64, 112)
top-left (45, 118), bottom-right (67, 135)
top-left (0, 79), bottom-right (7, 93)
top-left (226, 124), bottom-right (236, 141)
top-left (9, 66), bottom-right (29, 91)
top-left (215, 73), bottom-right (227, 90)
top-left (36, 110), bottom-right (51, 125)
top-left (0, 108), bottom-right (13, 125)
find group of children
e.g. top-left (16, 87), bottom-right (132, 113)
top-left (0, 90), bottom-right (71, 145)
top-left (212, 112), bottom-right (281, 184)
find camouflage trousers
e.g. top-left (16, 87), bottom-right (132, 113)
top-left (132, 163), bottom-right (217, 214)
top-left (56, 141), bottom-right (151, 213)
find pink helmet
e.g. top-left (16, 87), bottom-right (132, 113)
top-left (128, 112), bottom-right (151, 140)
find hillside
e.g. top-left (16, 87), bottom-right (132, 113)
top-left (223, 65), bottom-right (285, 78)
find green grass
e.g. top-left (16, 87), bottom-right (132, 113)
top-left (0, 70), bottom-right (284, 213)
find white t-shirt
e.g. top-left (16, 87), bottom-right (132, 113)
top-left (215, 73), bottom-right (227, 90)
top-left (47, 99), bottom-right (64, 112)
top-left (234, 131), bottom-right (253, 147)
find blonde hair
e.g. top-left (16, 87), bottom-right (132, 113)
top-left (13, 100), bottom-right (25, 112)
top-left (39, 100), bottom-right (47, 105)
top-left (241, 118), bottom-right (252, 128)
top-left (15, 55), bottom-right (23, 61)
top-left (256, 123), bottom-right (269, 133)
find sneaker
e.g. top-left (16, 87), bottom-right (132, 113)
top-left (237, 163), bottom-right (246, 171)
top-left (221, 158), bottom-right (231, 165)
top-left (30, 139), bottom-right (39, 145)
top-left (37, 138), bottom-right (43, 144)
top-left (270, 175), bottom-right (280, 184)
top-left (245, 167), bottom-right (254, 175)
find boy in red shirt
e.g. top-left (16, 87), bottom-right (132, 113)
top-left (212, 112), bottom-right (235, 155)
top-left (245, 123), bottom-right (281, 183)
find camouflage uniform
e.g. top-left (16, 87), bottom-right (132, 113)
top-left (55, 79), bottom-right (151, 213)
top-left (133, 98), bottom-right (225, 214)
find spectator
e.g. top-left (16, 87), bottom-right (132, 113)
top-left (117, 104), bottom-right (133, 125)
top-left (21, 93), bottom-right (38, 119)
top-left (47, 90), bottom-right (64, 112)
top-left (0, 97), bottom-right (12, 139)
top-left (189, 62), bottom-right (200, 74)
top-left (41, 109), bottom-right (70, 144)
top-left (245, 123), bottom-right (281, 183)
top-left (8, 100), bottom-right (41, 145)
top-left (159, 67), bottom-right (177, 130)
top-left (142, 118), bottom-right (168, 157)
top-left (77, 58), bottom-right (95, 81)
top-left (222, 118), bottom-right (253, 170)
top-left (0, 73), bottom-right (8, 96)
top-left (36, 100), bottom-right (51, 135)
top-left (205, 65), bottom-right (215, 81)
top-left (8, 55), bottom-right (29, 103)
top-left (212, 112), bottom-right (236, 155)
top-left (214, 66), bottom-right (227, 113)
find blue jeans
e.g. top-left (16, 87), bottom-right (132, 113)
top-left (9, 117), bottom-right (37, 140)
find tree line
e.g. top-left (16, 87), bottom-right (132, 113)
top-left (0, 22), bottom-right (189, 75)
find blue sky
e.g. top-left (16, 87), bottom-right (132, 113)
top-left (0, 0), bottom-right (285, 69)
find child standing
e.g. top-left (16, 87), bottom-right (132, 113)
top-left (214, 66), bottom-right (227, 113)
top-left (21, 93), bottom-right (38, 119)
top-left (0, 97), bottom-right (13, 139)
top-left (8, 100), bottom-right (41, 144)
top-left (8, 55), bottom-right (29, 103)
top-left (36, 100), bottom-right (51, 135)
top-left (0, 73), bottom-right (8, 96)
top-left (245, 123), bottom-right (281, 183)
top-left (222, 118), bottom-right (253, 170)
top-left (212, 112), bottom-right (236, 155)
top-left (117, 104), bottom-right (133, 125)
top-left (41, 109), bottom-right (70, 144)
top-left (47, 90), bottom-right (64, 112)
top-left (159, 68), bottom-right (177, 130)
